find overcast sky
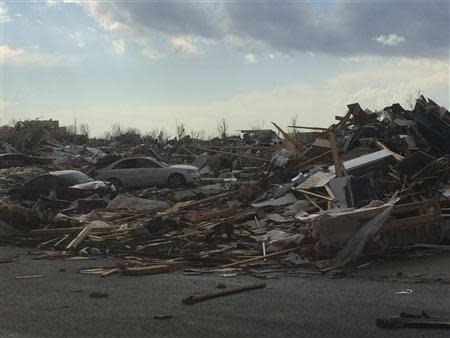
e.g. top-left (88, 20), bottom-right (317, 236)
top-left (1, 0), bottom-right (449, 136)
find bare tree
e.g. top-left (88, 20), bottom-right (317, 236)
top-left (406, 89), bottom-right (423, 109)
top-left (157, 128), bottom-right (169, 143)
top-left (176, 121), bottom-right (186, 140)
top-left (79, 123), bottom-right (90, 137)
top-left (110, 123), bottom-right (124, 138)
top-left (67, 118), bottom-right (78, 135)
top-left (251, 120), bottom-right (266, 131)
top-left (289, 114), bottom-right (299, 134)
top-left (217, 118), bottom-right (229, 139)
top-left (190, 129), bottom-right (205, 140)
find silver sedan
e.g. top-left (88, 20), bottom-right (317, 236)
top-left (94, 157), bottom-right (200, 189)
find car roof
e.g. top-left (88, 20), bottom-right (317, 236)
top-left (113, 156), bottom-right (157, 163)
top-left (49, 170), bottom-right (87, 176)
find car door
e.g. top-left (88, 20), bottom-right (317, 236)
top-left (135, 158), bottom-right (161, 186)
top-left (110, 158), bottom-right (140, 187)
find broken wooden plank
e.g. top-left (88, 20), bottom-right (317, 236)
top-left (66, 226), bottom-right (91, 250)
top-left (15, 275), bottom-right (45, 279)
top-left (295, 150), bottom-right (332, 170)
top-left (220, 247), bottom-right (301, 268)
top-left (295, 188), bottom-right (334, 201)
top-left (100, 268), bottom-right (121, 278)
top-left (182, 283), bottom-right (266, 305)
top-left (271, 121), bottom-right (306, 152)
top-left (287, 125), bottom-right (330, 131)
top-left (329, 131), bottom-right (344, 177)
top-left (303, 194), bottom-right (323, 211)
top-left (375, 141), bottom-right (405, 161)
top-left (122, 264), bottom-right (174, 276)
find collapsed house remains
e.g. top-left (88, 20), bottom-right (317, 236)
top-left (0, 96), bottom-right (449, 280)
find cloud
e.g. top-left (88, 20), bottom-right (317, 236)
top-left (75, 1), bottom-right (449, 58)
top-left (1, 2), bottom-right (11, 23)
top-left (0, 100), bottom-right (9, 109)
top-left (69, 32), bottom-right (86, 48)
top-left (244, 53), bottom-right (256, 63)
top-left (375, 34), bottom-right (405, 46)
top-left (24, 56), bottom-right (444, 137)
top-left (112, 39), bottom-right (125, 55)
top-left (46, 0), bottom-right (57, 7)
top-left (142, 47), bottom-right (162, 60)
top-left (1, 45), bottom-right (25, 60)
top-left (1, 44), bottom-right (78, 66)
top-left (170, 37), bottom-right (199, 56)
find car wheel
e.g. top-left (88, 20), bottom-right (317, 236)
top-left (108, 178), bottom-right (123, 191)
top-left (168, 173), bottom-right (186, 188)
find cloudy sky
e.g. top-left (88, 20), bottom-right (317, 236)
top-left (1, 0), bottom-right (449, 136)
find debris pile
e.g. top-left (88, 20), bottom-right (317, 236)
top-left (1, 96), bottom-right (449, 277)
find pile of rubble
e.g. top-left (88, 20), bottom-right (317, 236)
top-left (0, 96), bottom-right (449, 278)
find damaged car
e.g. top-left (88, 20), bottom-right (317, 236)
top-left (8, 170), bottom-right (115, 201)
top-left (93, 157), bottom-right (200, 189)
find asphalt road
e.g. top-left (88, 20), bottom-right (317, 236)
top-left (1, 246), bottom-right (449, 338)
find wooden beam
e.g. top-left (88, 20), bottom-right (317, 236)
top-left (66, 226), bottom-right (91, 250)
top-left (271, 121), bottom-right (306, 152)
top-left (294, 150), bottom-right (332, 170)
top-left (220, 246), bottom-right (301, 268)
top-left (329, 131), bottom-right (344, 177)
top-left (296, 188), bottom-right (334, 201)
top-left (182, 283), bottom-right (266, 305)
top-left (287, 125), bottom-right (329, 131)
top-left (375, 141), bottom-right (404, 161)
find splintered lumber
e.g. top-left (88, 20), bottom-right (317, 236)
top-left (220, 246), bottom-right (302, 268)
top-left (100, 268), bottom-right (121, 278)
top-left (296, 188), bottom-right (334, 201)
top-left (30, 227), bottom-right (85, 236)
top-left (324, 184), bottom-right (335, 200)
top-left (375, 141), bottom-right (405, 161)
top-left (187, 207), bottom-right (238, 223)
top-left (295, 150), bottom-right (332, 170)
top-left (288, 125), bottom-right (330, 131)
top-left (329, 131), bottom-right (344, 177)
top-left (15, 275), bottom-right (45, 279)
top-left (189, 145), bottom-right (270, 163)
top-left (183, 189), bottom-right (241, 209)
top-left (66, 226), bottom-right (91, 250)
top-left (303, 194), bottom-right (323, 211)
top-left (182, 283), bottom-right (266, 305)
top-left (271, 121), bottom-right (306, 152)
top-left (122, 264), bottom-right (173, 276)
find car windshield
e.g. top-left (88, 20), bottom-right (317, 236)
top-left (57, 172), bottom-right (94, 186)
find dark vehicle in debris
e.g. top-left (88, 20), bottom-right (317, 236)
top-left (0, 153), bottom-right (52, 169)
top-left (8, 170), bottom-right (115, 201)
